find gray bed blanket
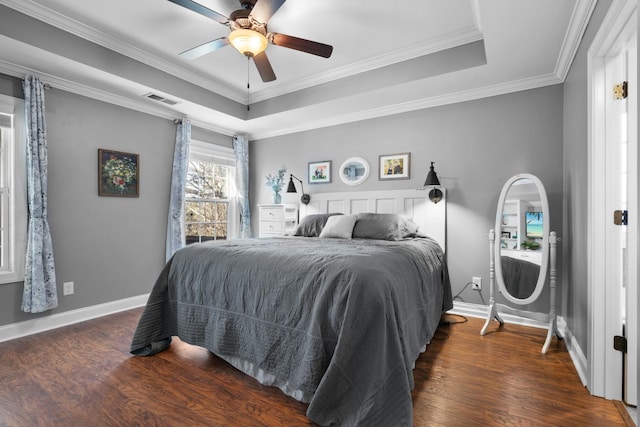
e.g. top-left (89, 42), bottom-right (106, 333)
top-left (131, 236), bottom-right (452, 426)
top-left (501, 256), bottom-right (540, 299)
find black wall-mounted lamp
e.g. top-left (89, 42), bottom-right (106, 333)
top-left (287, 174), bottom-right (311, 205)
top-left (424, 162), bottom-right (443, 204)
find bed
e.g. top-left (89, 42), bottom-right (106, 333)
top-left (131, 189), bottom-right (451, 426)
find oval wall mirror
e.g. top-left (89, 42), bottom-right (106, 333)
top-left (339, 157), bottom-right (370, 186)
top-left (494, 173), bottom-right (550, 305)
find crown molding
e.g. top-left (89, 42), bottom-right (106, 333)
top-left (0, 58), bottom-right (239, 136)
top-left (249, 73), bottom-right (563, 140)
top-left (1, 54), bottom-right (561, 141)
top-left (554, 0), bottom-right (598, 81)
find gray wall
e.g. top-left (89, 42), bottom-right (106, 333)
top-left (0, 78), bottom-right (231, 327)
top-left (562, 0), bottom-right (612, 351)
top-left (251, 85), bottom-right (564, 311)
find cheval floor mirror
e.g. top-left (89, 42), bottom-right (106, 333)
top-left (480, 173), bottom-right (559, 353)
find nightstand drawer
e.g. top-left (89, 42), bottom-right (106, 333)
top-left (261, 207), bottom-right (284, 220)
top-left (260, 221), bottom-right (283, 235)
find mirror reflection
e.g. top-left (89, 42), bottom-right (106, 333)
top-left (498, 178), bottom-right (544, 300)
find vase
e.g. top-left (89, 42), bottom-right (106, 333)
top-left (272, 191), bottom-right (281, 204)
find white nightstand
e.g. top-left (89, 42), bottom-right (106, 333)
top-left (258, 204), bottom-right (299, 237)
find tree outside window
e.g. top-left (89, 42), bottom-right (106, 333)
top-left (185, 157), bottom-right (231, 244)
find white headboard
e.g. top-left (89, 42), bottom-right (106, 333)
top-left (299, 188), bottom-right (447, 252)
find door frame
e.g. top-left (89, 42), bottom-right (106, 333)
top-left (587, 0), bottom-right (637, 400)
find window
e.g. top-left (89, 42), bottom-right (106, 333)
top-left (0, 94), bottom-right (26, 284)
top-left (184, 141), bottom-right (237, 244)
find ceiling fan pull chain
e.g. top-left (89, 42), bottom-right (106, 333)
top-left (247, 56), bottom-right (251, 111)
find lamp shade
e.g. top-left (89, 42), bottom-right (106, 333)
top-left (286, 176), bottom-right (297, 193)
top-left (424, 162), bottom-right (442, 204)
top-left (228, 29), bottom-right (268, 57)
top-left (424, 162), bottom-right (441, 187)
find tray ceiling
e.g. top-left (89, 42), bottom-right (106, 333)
top-left (0, 0), bottom-right (595, 139)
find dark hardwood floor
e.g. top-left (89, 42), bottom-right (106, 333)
top-left (0, 308), bottom-right (632, 426)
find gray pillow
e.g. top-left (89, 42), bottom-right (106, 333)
top-left (319, 215), bottom-right (357, 239)
top-left (352, 213), bottom-right (420, 240)
top-left (294, 213), bottom-right (344, 237)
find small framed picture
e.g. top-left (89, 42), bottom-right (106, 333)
top-left (98, 149), bottom-right (139, 197)
top-left (379, 153), bottom-right (410, 180)
top-left (308, 160), bottom-right (331, 184)
top-left (501, 231), bottom-right (511, 239)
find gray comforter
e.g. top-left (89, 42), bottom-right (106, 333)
top-left (501, 256), bottom-right (540, 299)
top-left (131, 236), bottom-right (452, 426)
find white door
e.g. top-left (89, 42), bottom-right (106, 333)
top-left (588, 0), bottom-right (638, 407)
top-left (628, 43), bottom-right (638, 408)
top-left (605, 42), bottom-right (637, 406)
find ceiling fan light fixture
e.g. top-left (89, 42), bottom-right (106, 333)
top-left (229, 28), bottom-right (268, 57)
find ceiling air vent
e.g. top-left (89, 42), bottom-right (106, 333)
top-left (143, 92), bottom-right (180, 106)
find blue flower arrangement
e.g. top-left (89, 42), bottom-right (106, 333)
top-left (265, 165), bottom-right (287, 203)
top-left (265, 165), bottom-right (287, 194)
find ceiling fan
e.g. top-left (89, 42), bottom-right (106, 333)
top-left (168, 0), bottom-right (333, 82)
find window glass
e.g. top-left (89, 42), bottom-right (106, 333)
top-left (184, 142), bottom-right (235, 244)
top-left (0, 95), bottom-right (26, 284)
top-left (0, 120), bottom-right (8, 265)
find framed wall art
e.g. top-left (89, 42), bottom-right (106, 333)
top-left (379, 152), bottom-right (410, 180)
top-left (339, 157), bottom-right (370, 186)
top-left (98, 149), bottom-right (139, 197)
top-left (308, 160), bottom-right (331, 184)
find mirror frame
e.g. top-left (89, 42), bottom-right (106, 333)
top-left (339, 157), bottom-right (370, 186)
top-left (494, 173), bottom-right (550, 305)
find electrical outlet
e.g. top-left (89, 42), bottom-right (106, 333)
top-left (472, 277), bottom-right (482, 291)
top-left (63, 281), bottom-right (74, 296)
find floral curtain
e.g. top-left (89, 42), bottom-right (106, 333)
top-left (22, 75), bottom-right (58, 313)
top-left (165, 119), bottom-right (191, 262)
top-left (233, 135), bottom-right (251, 238)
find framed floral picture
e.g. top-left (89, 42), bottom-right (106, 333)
top-left (379, 152), bottom-right (410, 180)
top-left (308, 160), bottom-right (331, 184)
top-left (98, 149), bottom-right (139, 197)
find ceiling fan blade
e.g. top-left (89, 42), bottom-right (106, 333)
top-left (249, 0), bottom-right (286, 25)
top-left (253, 52), bottom-right (276, 82)
top-left (269, 33), bottom-right (333, 58)
top-left (167, 0), bottom-right (228, 24)
top-left (180, 37), bottom-right (230, 59)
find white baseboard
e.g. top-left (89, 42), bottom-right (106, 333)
top-left (0, 293), bottom-right (149, 343)
top-left (447, 301), bottom-right (489, 320)
top-left (449, 301), bottom-right (552, 329)
top-left (556, 316), bottom-right (589, 387)
top-left (448, 301), bottom-right (588, 387)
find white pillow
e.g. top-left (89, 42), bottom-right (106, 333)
top-left (319, 214), bottom-right (357, 239)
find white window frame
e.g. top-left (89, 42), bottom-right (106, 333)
top-left (186, 140), bottom-right (238, 240)
top-left (0, 94), bottom-right (26, 285)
